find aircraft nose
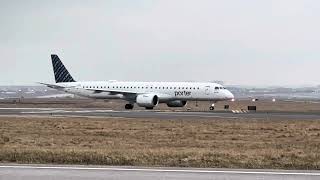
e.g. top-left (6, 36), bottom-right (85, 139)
top-left (226, 90), bottom-right (234, 100)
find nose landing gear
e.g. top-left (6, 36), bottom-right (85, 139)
top-left (209, 103), bottom-right (215, 111)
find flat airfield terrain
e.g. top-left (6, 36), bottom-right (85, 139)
top-left (1, 116), bottom-right (320, 169)
top-left (1, 98), bottom-right (320, 171)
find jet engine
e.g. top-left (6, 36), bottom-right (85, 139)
top-left (166, 100), bottom-right (187, 107)
top-left (136, 94), bottom-right (159, 108)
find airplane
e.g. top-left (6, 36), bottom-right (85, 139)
top-left (40, 54), bottom-right (234, 110)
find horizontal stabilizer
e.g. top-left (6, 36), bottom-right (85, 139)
top-left (38, 82), bottom-right (64, 89)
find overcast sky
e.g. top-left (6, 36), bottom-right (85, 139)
top-left (1, 0), bottom-right (319, 86)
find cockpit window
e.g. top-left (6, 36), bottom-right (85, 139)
top-left (215, 87), bottom-right (219, 90)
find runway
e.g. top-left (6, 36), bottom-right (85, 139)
top-left (0, 165), bottom-right (319, 180)
top-left (0, 108), bottom-right (320, 120)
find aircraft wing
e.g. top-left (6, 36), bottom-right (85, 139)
top-left (85, 89), bottom-right (171, 100)
top-left (84, 88), bottom-right (138, 95)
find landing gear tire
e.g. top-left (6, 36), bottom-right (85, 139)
top-left (145, 107), bottom-right (154, 110)
top-left (209, 103), bottom-right (215, 111)
top-left (125, 104), bottom-right (134, 110)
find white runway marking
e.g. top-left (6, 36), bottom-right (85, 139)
top-left (159, 114), bottom-right (239, 119)
top-left (155, 112), bottom-right (243, 119)
top-left (21, 110), bottom-right (115, 114)
top-left (1, 165), bottom-right (320, 176)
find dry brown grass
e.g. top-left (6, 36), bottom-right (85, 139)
top-left (1, 116), bottom-right (320, 169)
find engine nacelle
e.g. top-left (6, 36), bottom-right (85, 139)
top-left (166, 100), bottom-right (187, 107)
top-left (136, 94), bottom-right (159, 108)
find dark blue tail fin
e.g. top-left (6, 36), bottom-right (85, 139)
top-left (51, 54), bottom-right (76, 83)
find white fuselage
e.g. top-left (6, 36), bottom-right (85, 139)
top-left (56, 81), bottom-right (234, 103)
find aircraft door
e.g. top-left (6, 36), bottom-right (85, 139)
top-left (75, 84), bottom-right (81, 89)
top-left (74, 83), bottom-right (82, 93)
top-left (205, 86), bottom-right (210, 95)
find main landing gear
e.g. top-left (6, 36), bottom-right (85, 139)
top-left (125, 104), bottom-right (134, 110)
top-left (124, 104), bottom-right (154, 110)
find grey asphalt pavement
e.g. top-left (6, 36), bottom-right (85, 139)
top-left (0, 165), bottom-right (319, 180)
top-left (0, 108), bottom-right (320, 120)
